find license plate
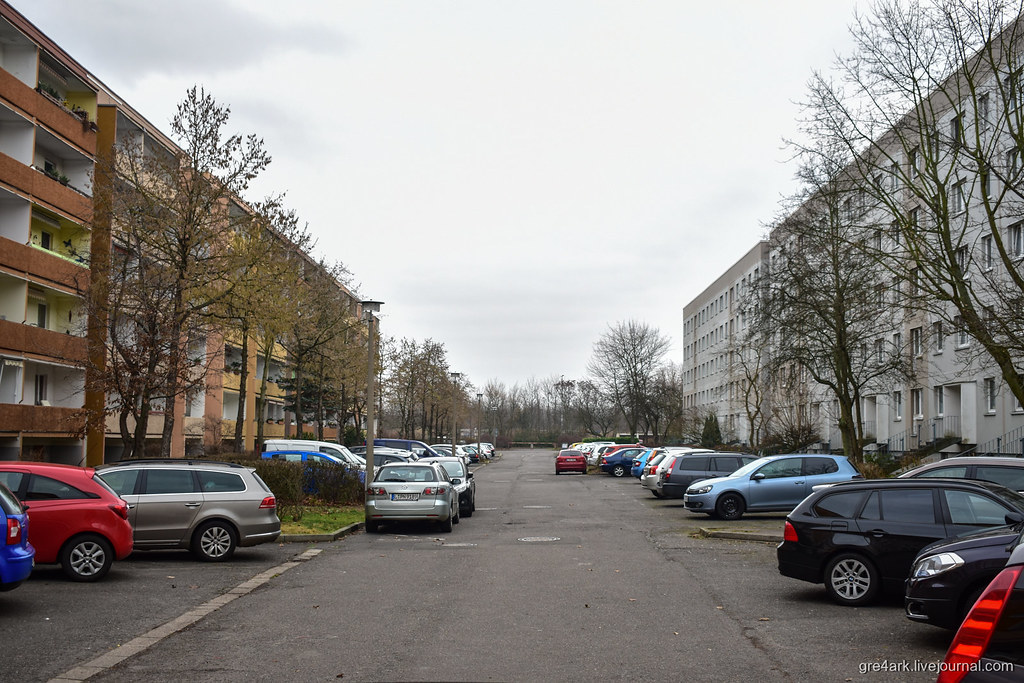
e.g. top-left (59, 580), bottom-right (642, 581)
top-left (392, 493), bottom-right (419, 501)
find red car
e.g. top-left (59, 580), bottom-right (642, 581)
top-left (555, 449), bottom-right (587, 475)
top-left (0, 462), bottom-right (134, 581)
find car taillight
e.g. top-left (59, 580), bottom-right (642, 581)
top-left (259, 496), bottom-right (277, 509)
top-left (109, 500), bottom-right (130, 520)
top-left (783, 521), bottom-right (799, 542)
top-left (6, 517), bottom-right (22, 545)
top-left (938, 564), bottom-right (1023, 683)
top-left (662, 458), bottom-right (677, 481)
top-left (423, 487), bottom-right (447, 495)
top-left (366, 487), bottom-right (387, 497)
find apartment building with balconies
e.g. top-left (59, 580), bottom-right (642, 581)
top-left (0, 4), bottom-right (95, 462)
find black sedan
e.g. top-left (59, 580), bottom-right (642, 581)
top-left (777, 478), bottom-right (1024, 606)
top-left (905, 522), bottom-right (1023, 630)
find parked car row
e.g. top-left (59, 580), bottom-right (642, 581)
top-left (601, 445), bottom-right (1024, 653)
top-left (0, 459), bottom-right (282, 584)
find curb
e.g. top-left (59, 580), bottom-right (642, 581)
top-left (279, 521), bottom-right (363, 543)
top-left (699, 528), bottom-right (782, 543)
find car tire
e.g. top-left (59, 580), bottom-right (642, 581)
top-left (453, 503), bottom-right (460, 525)
top-left (439, 513), bottom-right (454, 533)
top-left (611, 465), bottom-right (627, 478)
top-left (652, 490), bottom-right (664, 499)
top-left (462, 504), bottom-right (473, 518)
top-left (191, 521), bottom-right (238, 562)
top-left (824, 553), bottom-right (880, 606)
top-left (365, 519), bottom-right (380, 533)
top-left (61, 534), bottom-right (113, 582)
top-left (715, 493), bottom-right (745, 521)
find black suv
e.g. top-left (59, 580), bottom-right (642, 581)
top-left (777, 478), bottom-right (1024, 606)
top-left (660, 453), bottom-right (757, 499)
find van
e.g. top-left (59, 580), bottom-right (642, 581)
top-left (374, 439), bottom-right (441, 458)
top-left (262, 439), bottom-right (364, 469)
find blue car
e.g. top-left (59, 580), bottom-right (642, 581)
top-left (682, 454), bottom-right (862, 521)
top-left (262, 451), bottom-right (366, 485)
top-left (599, 446), bottom-right (646, 477)
top-left (631, 448), bottom-right (662, 478)
top-left (0, 481), bottom-right (34, 591)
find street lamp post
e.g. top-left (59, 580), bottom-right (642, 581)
top-left (361, 300), bottom-right (383, 510)
top-left (450, 372), bottom-right (461, 460)
top-left (476, 393), bottom-right (483, 460)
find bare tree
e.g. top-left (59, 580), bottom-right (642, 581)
top-left (587, 320), bottom-right (671, 437)
top-left (800, 0), bottom-right (1024, 407)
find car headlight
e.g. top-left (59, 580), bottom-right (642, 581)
top-left (911, 552), bottom-right (964, 579)
top-left (689, 485), bottom-right (713, 495)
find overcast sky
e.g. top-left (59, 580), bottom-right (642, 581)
top-left (21, 0), bottom-right (862, 391)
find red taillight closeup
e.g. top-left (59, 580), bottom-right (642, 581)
top-left (6, 517), bottom-right (22, 545)
top-left (259, 496), bottom-right (277, 509)
top-left (109, 500), bottom-right (130, 520)
top-left (938, 564), bottom-right (1022, 683)
top-left (783, 521), bottom-right (799, 543)
top-left (423, 487), bottom-right (447, 495)
top-left (366, 487), bottom-right (386, 497)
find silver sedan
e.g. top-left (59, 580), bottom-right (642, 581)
top-left (365, 462), bottom-right (459, 533)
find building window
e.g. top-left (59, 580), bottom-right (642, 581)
top-left (911, 327), bottom-right (923, 357)
top-left (893, 390), bottom-right (903, 420)
top-left (1008, 148), bottom-right (1020, 176)
top-left (978, 93), bottom-right (990, 128)
top-left (36, 303), bottom-right (47, 329)
top-left (34, 375), bottom-right (47, 406)
top-left (949, 115), bottom-right (962, 146)
top-left (985, 378), bottom-right (996, 413)
top-left (875, 339), bottom-right (884, 364)
top-left (891, 219), bottom-right (901, 245)
top-left (956, 246), bottom-right (968, 275)
top-left (932, 321), bottom-right (944, 354)
top-left (910, 267), bottom-right (920, 296)
top-left (1010, 223), bottom-right (1023, 258)
top-left (909, 147), bottom-right (920, 180)
top-left (910, 207), bottom-right (920, 230)
top-left (981, 234), bottom-right (993, 270)
top-left (955, 316), bottom-right (969, 347)
top-left (951, 181), bottom-right (965, 213)
top-left (934, 387), bottom-right (944, 416)
top-left (912, 388), bottom-right (923, 418)
top-left (40, 231), bottom-right (52, 250)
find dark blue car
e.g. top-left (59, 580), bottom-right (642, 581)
top-left (600, 447), bottom-right (646, 477)
top-left (0, 481), bottom-right (33, 591)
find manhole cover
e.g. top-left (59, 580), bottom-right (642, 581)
top-left (518, 537), bottom-right (560, 543)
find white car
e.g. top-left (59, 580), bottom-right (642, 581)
top-left (640, 450), bottom-right (673, 497)
top-left (586, 443), bottom-right (618, 466)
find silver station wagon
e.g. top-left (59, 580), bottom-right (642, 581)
top-left (95, 460), bottom-right (281, 561)
top-left (364, 461), bottom-right (458, 533)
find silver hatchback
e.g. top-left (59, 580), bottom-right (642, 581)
top-left (95, 460), bottom-right (281, 561)
top-left (365, 461), bottom-right (459, 533)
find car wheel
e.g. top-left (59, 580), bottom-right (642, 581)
top-left (365, 519), bottom-right (380, 533)
top-left (61, 534), bottom-right (113, 582)
top-left (192, 521), bottom-right (238, 562)
top-left (652, 491), bottom-right (664, 499)
top-left (611, 465), bottom-right (626, 477)
top-left (463, 503), bottom-right (473, 518)
top-left (439, 513), bottom-right (454, 533)
top-left (824, 553), bottom-right (880, 606)
top-left (453, 503), bottom-right (461, 525)
top-left (715, 493), bottom-right (745, 521)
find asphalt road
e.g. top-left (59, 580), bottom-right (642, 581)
top-left (2, 449), bottom-right (955, 682)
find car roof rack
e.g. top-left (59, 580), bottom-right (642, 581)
top-left (100, 459), bottom-right (246, 469)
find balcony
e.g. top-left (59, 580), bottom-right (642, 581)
top-left (0, 235), bottom-right (87, 290)
top-left (0, 403), bottom-right (84, 436)
top-left (0, 69), bottom-right (96, 153)
top-left (0, 318), bottom-right (86, 363)
top-left (0, 151), bottom-right (91, 221)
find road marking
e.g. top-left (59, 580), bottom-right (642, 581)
top-left (48, 549), bottom-right (322, 682)
top-left (522, 505), bottom-right (552, 509)
top-left (518, 537), bottom-right (560, 542)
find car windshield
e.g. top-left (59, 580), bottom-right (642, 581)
top-left (376, 466), bottom-right (437, 483)
top-left (438, 462), bottom-right (466, 478)
top-left (728, 457), bottom-right (775, 478)
top-left (647, 452), bottom-right (668, 466)
top-left (0, 483), bottom-right (22, 514)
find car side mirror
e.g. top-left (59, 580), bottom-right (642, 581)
top-left (452, 478), bottom-right (462, 485)
top-left (468, 472), bottom-right (474, 478)
top-left (751, 473), bottom-right (765, 481)
top-left (1005, 511), bottom-right (1024, 525)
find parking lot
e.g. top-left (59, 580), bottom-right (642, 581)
top-left (2, 450), bottom-right (960, 682)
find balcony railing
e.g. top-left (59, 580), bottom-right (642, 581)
top-left (0, 403), bottom-right (84, 435)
